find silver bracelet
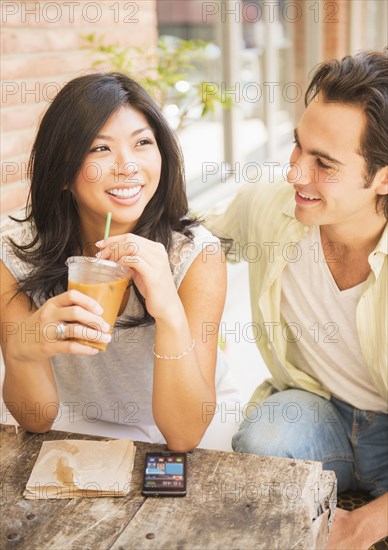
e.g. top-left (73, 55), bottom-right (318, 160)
top-left (153, 340), bottom-right (195, 361)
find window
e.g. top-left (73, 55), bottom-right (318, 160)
top-left (156, 0), bottom-right (386, 206)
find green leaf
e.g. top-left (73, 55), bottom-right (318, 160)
top-left (81, 33), bottom-right (234, 129)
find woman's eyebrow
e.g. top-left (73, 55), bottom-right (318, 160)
top-left (95, 127), bottom-right (152, 141)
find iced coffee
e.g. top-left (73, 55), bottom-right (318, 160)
top-left (66, 257), bottom-right (131, 351)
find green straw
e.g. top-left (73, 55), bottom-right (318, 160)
top-left (104, 211), bottom-right (112, 240)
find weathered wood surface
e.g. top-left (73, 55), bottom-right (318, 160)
top-left (0, 425), bottom-right (336, 550)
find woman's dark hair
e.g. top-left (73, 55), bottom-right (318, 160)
top-left (9, 72), bottom-right (199, 327)
top-left (305, 49), bottom-right (388, 220)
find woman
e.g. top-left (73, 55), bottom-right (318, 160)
top-left (0, 73), bottom-right (239, 451)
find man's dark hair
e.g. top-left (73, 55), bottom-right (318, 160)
top-left (305, 49), bottom-right (388, 220)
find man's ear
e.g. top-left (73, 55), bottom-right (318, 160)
top-left (375, 167), bottom-right (388, 196)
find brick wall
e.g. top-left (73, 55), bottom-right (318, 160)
top-left (292, 0), bottom-right (352, 120)
top-left (322, 0), bottom-right (349, 61)
top-left (1, 0), bottom-right (158, 218)
top-left (292, 2), bottom-right (306, 123)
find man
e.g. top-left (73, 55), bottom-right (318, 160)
top-left (206, 50), bottom-right (387, 548)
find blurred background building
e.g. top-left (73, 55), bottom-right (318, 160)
top-left (1, 0), bottom-right (387, 404)
top-left (2, 0), bottom-right (387, 216)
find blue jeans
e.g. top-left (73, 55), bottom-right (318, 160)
top-left (232, 389), bottom-right (388, 497)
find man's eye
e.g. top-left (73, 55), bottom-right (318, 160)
top-left (292, 139), bottom-right (300, 148)
top-left (317, 158), bottom-right (331, 170)
top-left (90, 145), bottom-right (109, 153)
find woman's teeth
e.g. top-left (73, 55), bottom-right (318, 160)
top-left (107, 186), bottom-right (141, 198)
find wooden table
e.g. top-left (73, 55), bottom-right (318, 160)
top-left (0, 425), bottom-right (336, 549)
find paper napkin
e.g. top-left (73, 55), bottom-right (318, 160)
top-left (24, 439), bottom-right (136, 499)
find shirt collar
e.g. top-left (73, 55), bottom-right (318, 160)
top-left (283, 195), bottom-right (297, 219)
top-left (373, 222), bottom-right (388, 255)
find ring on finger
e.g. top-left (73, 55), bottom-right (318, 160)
top-left (55, 322), bottom-right (67, 341)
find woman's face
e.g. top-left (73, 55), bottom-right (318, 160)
top-left (71, 105), bottom-right (162, 242)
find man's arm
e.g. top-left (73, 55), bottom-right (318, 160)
top-left (327, 493), bottom-right (388, 550)
top-left (203, 183), bottom-right (254, 259)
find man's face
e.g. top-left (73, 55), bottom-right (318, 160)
top-left (287, 93), bottom-right (383, 229)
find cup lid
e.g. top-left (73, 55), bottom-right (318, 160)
top-left (65, 256), bottom-right (131, 274)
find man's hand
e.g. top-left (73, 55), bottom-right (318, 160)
top-left (327, 493), bottom-right (388, 550)
top-left (327, 508), bottom-right (367, 549)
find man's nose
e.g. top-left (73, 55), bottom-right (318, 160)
top-left (287, 156), bottom-right (314, 186)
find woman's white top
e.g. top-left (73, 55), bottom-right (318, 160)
top-left (1, 217), bottom-right (240, 445)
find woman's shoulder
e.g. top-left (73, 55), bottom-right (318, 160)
top-left (170, 223), bottom-right (221, 287)
top-left (172, 223), bottom-right (220, 249)
top-left (0, 215), bottom-right (36, 278)
top-left (0, 215), bottom-right (34, 245)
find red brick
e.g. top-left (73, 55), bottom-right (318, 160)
top-left (1, 28), bottom-right (81, 54)
top-left (1, 102), bottom-right (45, 133)
top-left (2, 129), bottom-right (35, 160)
top-left (1, 78), bottom-right (68, 107)
top-left (1, 155), bottom-right (30, 186)
top-left (1, 0), bottom-right (157, 219)
top-left (0, 182), bottom-right (29, 217)
top-left (157, 0), bottom-right (205, 24)
top-left (2, 25), bottom-right (155, 55)
top-left (1, 2), bottom-right (155, 29)
top-left (323, 0), bottom-right (349, 61)
top-left (2, 51), bottom-right (93, 80)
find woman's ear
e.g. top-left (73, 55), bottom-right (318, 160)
top-left (375, 167), bottom-right (388, 196)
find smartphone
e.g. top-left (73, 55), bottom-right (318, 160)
top-left (141, 451), bottom-right (187, 497)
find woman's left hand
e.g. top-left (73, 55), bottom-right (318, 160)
top-left (96, 234), bottom-right (180, 320)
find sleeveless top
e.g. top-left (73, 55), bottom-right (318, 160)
top-left (1, 217), bottom-right (238, 443)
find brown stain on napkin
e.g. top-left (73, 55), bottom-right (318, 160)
top-left (55, 457), bottom-right (76, 484)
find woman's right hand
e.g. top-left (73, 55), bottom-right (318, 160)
top-left (11, 289), bottom-right (111, 362)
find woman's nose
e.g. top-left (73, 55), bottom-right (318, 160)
top-left (111, 153), bottom-right (139, 177)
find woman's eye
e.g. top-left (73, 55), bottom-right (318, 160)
top-left (90, 145), bottom-right (109, 153)
top-left (292, 139), bottom-right (300, 148)
top-left (316, 158), bottom-right (331, 170)
top-left (137, 138), bottom-right (152, 147)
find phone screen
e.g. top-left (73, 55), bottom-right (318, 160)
top-left (142, 452), bottom-right (187, 496)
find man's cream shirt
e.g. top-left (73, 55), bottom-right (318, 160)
top-left (205, 178), bottom-right (388, 406)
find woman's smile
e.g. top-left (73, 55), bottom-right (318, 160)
top-left (106, 185), bottom-right (143, 203)
top-left (71, 105), bottom-right (162, 238)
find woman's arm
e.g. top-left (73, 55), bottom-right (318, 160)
top-left (1, 262), bottom-right (59, 432)
top-left (97, 235), bottom-right (226, 451)
top-left (152, 244), bottom-right (226, 451)
top-left (1, 261), bottom-right (110, 432)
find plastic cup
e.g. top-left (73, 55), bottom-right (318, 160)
top-left (66, 257), bottom-right (131, 351)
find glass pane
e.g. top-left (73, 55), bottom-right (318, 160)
top-left (156, 0), bottom-right (225, 199)
top-left (241, 0), bottom-right (294, 174)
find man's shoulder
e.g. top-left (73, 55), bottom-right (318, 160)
top-left (238, 177), bottom-right (294, 211)
top-left (237, 178), bottom-right (295, 230)
top-left (204, 177), bottom-right (297, 249)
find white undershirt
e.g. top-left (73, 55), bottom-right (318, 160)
top-left (281, 226), bottom-right (386, 412)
